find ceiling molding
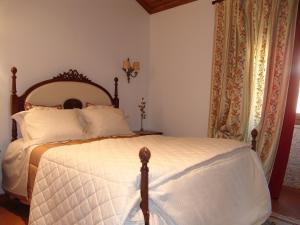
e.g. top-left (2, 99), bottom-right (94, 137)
top-left (136, 0), bottom-right (197, 14)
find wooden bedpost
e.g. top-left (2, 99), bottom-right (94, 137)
top-left (113, 77), bottom-right (119, 108)
top-left (251, 129), bottom-right (258, 151)
top-left (114, 77), bottom-right (119, 108)
top-left (139, 147), bottom-right (151, 225)
top-left (11, 67), bottom-right (18, 141)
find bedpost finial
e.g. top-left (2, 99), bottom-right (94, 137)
top-left (251, 129), bottom-right (258, 138)
top-left (114, 77), bottom-right (118, 83)
top-left (251, 129), bottom-right (258, 151)
top-left (11, 67), bottom-right (17, 75)
top-left (139, 147), bottom-right (151, 163)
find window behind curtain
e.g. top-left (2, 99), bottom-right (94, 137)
top-left (296, 87), bottom-right (300, 124)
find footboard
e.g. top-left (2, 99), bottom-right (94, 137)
top-left (138, 129), bottom-right (258, 225)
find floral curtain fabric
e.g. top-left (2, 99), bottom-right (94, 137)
top-left (208, 0), bottom-right (298, 178)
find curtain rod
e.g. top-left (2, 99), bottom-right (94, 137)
top-left (212, 0), bottom-right (225, 5)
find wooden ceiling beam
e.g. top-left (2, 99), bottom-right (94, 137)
top-left (136, 0), bottom-right (197, 14)
top-left (136, 0), bottom-right (152, 14)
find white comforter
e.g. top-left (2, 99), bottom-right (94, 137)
top-left (29, 135), bottom-right (271, 225)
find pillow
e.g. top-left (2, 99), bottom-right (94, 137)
top-left (12, 108), bottom-right (86, 143)
top-left (13, 107), bottom-right (64, 140)
top-left (12, 111), bottom-right (31, 140)
top-left (81, 106), bottom-right (133, 138)
top-left (24, 102), bottom-right (63, 110)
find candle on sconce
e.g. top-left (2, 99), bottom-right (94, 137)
top-left (133, 62), bottom-right (140, 72)
top-left (123, 59), bottom-right (130, 71)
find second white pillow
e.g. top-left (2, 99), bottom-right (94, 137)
top-left (81, 106), bottom-right (133, 138)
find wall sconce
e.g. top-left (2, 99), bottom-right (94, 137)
top-left (122, 58), bottom-right (140, 83)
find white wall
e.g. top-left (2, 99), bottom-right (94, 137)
top-left (148, 1), bottom-right (215, 137)
top-left (0, 0), bottom-right (149, 192)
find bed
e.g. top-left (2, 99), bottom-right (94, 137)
top-left (2, 67), bottom-right (271, 225)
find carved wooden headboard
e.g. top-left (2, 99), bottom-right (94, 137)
top-left (10, 67), bottom-right (119, 141)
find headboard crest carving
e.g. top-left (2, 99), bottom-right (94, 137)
top-left (53, 69), bottom-right (91, 82)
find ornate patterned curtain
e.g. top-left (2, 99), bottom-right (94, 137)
top-left (208, 0), bottom-right (298, 179)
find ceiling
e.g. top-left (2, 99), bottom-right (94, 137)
top-left (136, 0), bottom-right (197, 14)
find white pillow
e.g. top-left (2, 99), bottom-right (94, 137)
top-left (81, 106), bottom-right (133, 138)
top-left (12, 111), bottom-right (31, 140)
top-left (13, 106), bottom-right (64, 140)
top-left (12, 108), bottom-right (86, 143)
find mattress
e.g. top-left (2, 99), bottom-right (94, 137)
top-left (26, 135), bottom-right (271, 225)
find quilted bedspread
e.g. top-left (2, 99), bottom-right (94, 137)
top-left (29, 135), bottom-right (271, 225)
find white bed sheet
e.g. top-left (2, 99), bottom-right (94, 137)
top-left (28, 135), bottom-right (271, 225)
top-left (2, 139), bottom-right (38, 198)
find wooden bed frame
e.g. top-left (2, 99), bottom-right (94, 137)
top-left (10, 67), bottom-right (259, 225)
